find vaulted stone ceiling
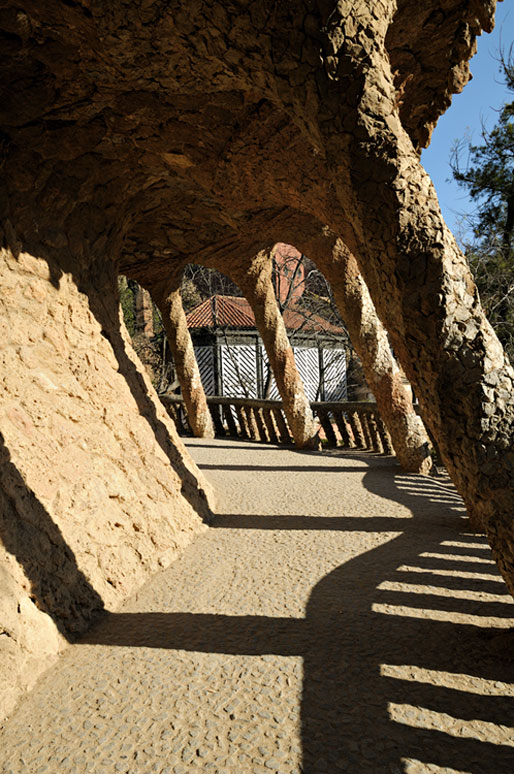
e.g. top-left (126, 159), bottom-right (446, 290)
top-left (0, 0), bottom-right (495, 285)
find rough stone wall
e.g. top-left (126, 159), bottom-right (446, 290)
top-left (0, 247), bottom-right (214, 719)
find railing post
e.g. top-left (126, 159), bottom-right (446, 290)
top-left (235, 405), bottom-right (250, 439)
top-left (333, 410), bottom-right (353, 448)
top-left (348, 412), bottom-right (366, 448)
top-left (209, 403), bottom-right (226, 436)
top-left (222, 404), bottom-right (239, 437)
top-left (273, 408), bottom-right (293, 445)
top-left (161, 396), bottom-right (190, 435)
top-left (360, 413), bottom-right (374, 450)
top-left (263, 408), bottom-right (279, 444)
top-left (316, 408), bottom-right (338, 448)
top-left (367, 412), bottom-right (384, 453)
top-left (375, 415), bottom-right (394, 454)
top-left (243, 405), bottom-right (259, 440)
top-left (253, 407), bottom-right (269, 442)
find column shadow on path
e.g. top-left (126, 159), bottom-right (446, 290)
top-left (82, 451), bottom-right (514, 773)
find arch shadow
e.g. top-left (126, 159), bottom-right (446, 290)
top-left (300, 454), bottom-right (514, 771)
top-left (78, 450), bottom-right (514, 772)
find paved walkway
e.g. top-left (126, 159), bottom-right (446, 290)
top-left (1, 439), bottom-right (514, 774)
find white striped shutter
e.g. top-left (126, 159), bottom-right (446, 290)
top-left (293, 347), bottom-right (320, 401)
top-left (322, 349), bottom-right (347, 400)
top-left (194, 346), bottom-right (216, 395)
top-left (261, 351), bottom-right (281, 399)
top-left (221, 344), bottom-right (258, 397)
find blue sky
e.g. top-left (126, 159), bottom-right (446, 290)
top-left (421, 0), bottom-right (513, 242)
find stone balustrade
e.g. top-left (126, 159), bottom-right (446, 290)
top-left (160, 395), bottom-right (394, 454)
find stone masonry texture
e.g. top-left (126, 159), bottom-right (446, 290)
top-left (1, 0), bottom-right (514, 719)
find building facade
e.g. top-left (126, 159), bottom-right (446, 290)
top-left (186, 295), bottom-right (348, 401)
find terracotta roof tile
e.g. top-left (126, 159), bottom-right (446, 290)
top-left (186, 295), bottom-right (345, 335)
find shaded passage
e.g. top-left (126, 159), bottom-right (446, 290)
top-left (1, 439), bottom-right (513, 774)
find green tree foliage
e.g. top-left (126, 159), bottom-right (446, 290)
top-left (451, 50), bottom-right (514, 360)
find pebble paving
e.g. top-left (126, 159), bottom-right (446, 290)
top-left (1, 438), bottom-right (514, 773)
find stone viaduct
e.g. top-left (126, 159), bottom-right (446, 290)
top-left (1, 0), bottom-right (513, 718)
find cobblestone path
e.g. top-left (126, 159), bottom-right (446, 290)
top-left (1, 439), bottom-right (514, 773)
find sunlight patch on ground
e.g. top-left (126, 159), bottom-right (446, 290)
top-left (401, 758), bottom-right (471, 773)
top-left (440, 541), bottom-right (490, 550)
top-left (381, 664), bottom-right (514, 696)
top-left (388, 703), bottom-right (514, 747)
top-left (396, 565), bottom-right (502, 582)
top-left (376, 580), bottom-right (513, 603)
top-left (372, 603), bottom-right (514, 627)
top-left (419, 552), bottom-right (496, 565)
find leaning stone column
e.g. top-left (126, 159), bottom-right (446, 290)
top-left (312, 2), bottom-right (514, 588)
top-left (150, 281), bottom-right (214, 439)
top-left (134, 285), bottom-right (154, 337)
top-left (0, 244), bottom-right (214, 721)
top-left (231, 250), bottom-right (319, 449)
top-left (307, 233), bottom-right (432, 474)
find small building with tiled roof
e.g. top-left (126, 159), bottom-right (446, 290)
top-left (186, 294), bottom-right (349, 401)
